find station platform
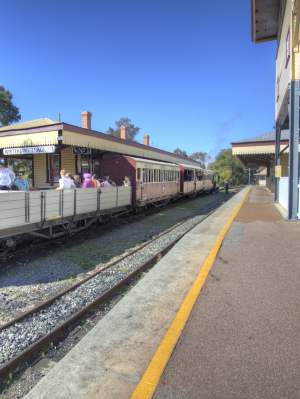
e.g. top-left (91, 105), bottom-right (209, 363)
top-left (24, 186), bottom-right (300, 399)
top-left (153, 186), bottom-right (300, 399)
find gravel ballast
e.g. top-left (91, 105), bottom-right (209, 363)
top-left (0, 214), bottom-right (208, 366)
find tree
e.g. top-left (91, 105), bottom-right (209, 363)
top-left (173, 148), bottom-right (188, 158)
top-left (0, 86), bottom-right (21, 126)
top-left (189, 152), bottom-right (211, 168)
top-left (107, 117), bottom-right (140, 141)
top-left (209, 148), bottom-right (246, 185)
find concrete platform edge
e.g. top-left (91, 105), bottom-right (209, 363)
top-left (24, 188), bottom-right (249, 399)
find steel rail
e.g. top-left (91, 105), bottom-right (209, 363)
top-left (0, 217), bottom-right (191, 332)
top-left (0, 207), bottom-right (217, 381)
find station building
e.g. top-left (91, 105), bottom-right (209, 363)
top-left (0, 111), bottom-right (199, 189)
top-left (232, 129), bottom-right (295, 213)
top-left (234, 0), bottom-right (300, 219)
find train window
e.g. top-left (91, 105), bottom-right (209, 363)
top-left (148, 169), bottom-right (151, 182)
top-left (143, 168), bottom-right (147, 183)
top-left (184, 169), bottom-right (193, 181)
top-left (137, 168), bottom-right (141, 180)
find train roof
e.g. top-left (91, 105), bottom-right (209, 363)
top-left (0, 118), bottom-right (203, 169)
top-left (130, 157), bottom-right (179, 167)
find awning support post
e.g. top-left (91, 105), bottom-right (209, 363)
top-left (288, 80), bottom-right (300, 220)
top-left (275, 123), bottom-right (281, 202)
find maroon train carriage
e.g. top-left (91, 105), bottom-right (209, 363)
top-left (100, 155), bottom-right (181, 206)
top-left (178, 163), bottom-right (214, 195)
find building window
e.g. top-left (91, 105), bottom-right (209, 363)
top-left (76, 154), bottom-right (92, 175)
top-left (47, 154), bottom-right (60, 184)
top-left (286, 29), bottom-right (290, 67)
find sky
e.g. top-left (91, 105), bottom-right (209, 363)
top-left (1, 0), bottom-right (277, 159)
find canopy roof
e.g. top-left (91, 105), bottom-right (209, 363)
top-left (251, 0), bottom-right (280, 42)
top-left (232, 130), bottom-right (292, 158)
top-left (0, 119), bottom-right (201, 168)
top-left (0, 118), bottom-right (58, 132)
top-left (232, 130), bottom-right (289, 145)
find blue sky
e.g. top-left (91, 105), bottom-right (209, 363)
top-left (1, 0), bottom-right (276, 159)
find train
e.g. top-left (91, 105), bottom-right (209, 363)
top-left (0, 155), bottom-right (214, 253)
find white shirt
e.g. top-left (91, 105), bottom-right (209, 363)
top-left (101, 180), bottom-right (111, 187)
top-left (59, 176), bottom-right (75, 189)
top-left (0, 167), bottom-right (15, 187)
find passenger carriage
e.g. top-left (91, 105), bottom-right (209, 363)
top-left (100, 155), bottom-right (181, 206)
top-left (0, 113), bottom-right (214, 249)
top-left (179, 164), bottom-right (214, 195)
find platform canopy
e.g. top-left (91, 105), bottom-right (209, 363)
top-left (232, 130), bottom-right (290, 167)
top-left (0, 118), bottom-right (201, 168)
top-left (251, 0), bottom-right (280, 42)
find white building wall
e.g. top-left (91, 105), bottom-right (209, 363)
top-left (275, 0), bottom-right (291, 120)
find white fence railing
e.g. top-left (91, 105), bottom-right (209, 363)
top-left (0, 187), bottom-right (132, 230)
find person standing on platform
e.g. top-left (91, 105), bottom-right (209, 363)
top-left (123, 176), bottom-right (131, 187)
top-left (101, 176), bottom-right (112, 187)
top-left (82, 173), bottom-right (93, 188)
top-left (92, 174), bottom-right (101, 188)
top-left (73, 174), bottom-right (81, 188)
top-left (224, 180), bottom-right (229, 194)
top-left (58, 170), bottom-right (75, 189)
top-left (0, 159), bottom-right (15, 190)
top-left (14, 170), bottom-right (30, 191)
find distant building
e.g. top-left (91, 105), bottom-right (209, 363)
top-left (0, 112), bottom-right (200, 189)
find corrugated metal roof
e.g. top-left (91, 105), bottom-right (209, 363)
top-left (178, 163), bottom-right (203, 170)
top-left (232, 130), bottom-right (289, 144)
top-left (0, 118), bottom-right (58, 132)
top-left (130, 157), bottom-right (178, 167)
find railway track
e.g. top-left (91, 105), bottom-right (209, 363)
top-left (0, 209), bottom-right (217, 382)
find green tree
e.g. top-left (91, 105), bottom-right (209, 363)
top-left (173, 148), bottom-right (188, 158)
top-left (189, 151), bottom-right (211, 168)
top-left (0, 86), bottom-right (21, 126)
top-left (107, 117), bottom-right (140, 140)
top-left (209, 148), bottom-right (246, 185)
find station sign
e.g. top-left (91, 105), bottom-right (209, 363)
top-left (3, 145), bottom-right (56, 156)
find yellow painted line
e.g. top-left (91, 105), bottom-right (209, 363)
top-left (130, 188), bottom-right (250, 399)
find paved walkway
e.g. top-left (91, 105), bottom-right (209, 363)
top-left (154, 186), bottom-right (300, 399)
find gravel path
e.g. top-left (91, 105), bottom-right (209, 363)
top-left (0, 214), bottom-right (208, 366)
top-left (0, 191), bottom-right (233, 326)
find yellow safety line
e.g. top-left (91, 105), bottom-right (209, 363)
top-left (130, 188), bottom-right (250, 399)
